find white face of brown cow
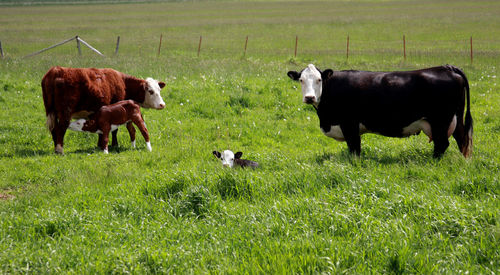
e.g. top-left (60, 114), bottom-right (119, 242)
top-left (142, 78), bottom-right (166, 110)
top-left (287, 64), bottom-right (332, 106)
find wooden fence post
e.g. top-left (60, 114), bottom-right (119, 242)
top-left (115, 36), bottom-right (120, 55)
top-left (157, 34), bottom-right (163, 57)
top-left (346, 34), bottom-right (350, 61)
top-left (0, 41), bottom-right (4, 59)
top-left (76, 36), bottom-right (82, 56)
top-left (294, 35), bottom-right (298, 57)
top-left (470, 36), bottom-right (473, 64)
top-left (244, 35), bottom-right (248, 56)
top-left (403, 35), bottom-right (406, 61)
top-left (198, 36), bottom-right (202, 57)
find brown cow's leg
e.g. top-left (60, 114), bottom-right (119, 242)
top-left (126, 122), bottom-right (136, 148)
top-left (54, 118), bottom-right (70, 154)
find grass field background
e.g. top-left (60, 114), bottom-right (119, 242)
top-left (0, 0), bottom-right (499, 273)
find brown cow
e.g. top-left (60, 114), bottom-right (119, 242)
top-left (41, 66), bottom-right (166, 154)
top-left (68, 100), bottom-right (151, 154)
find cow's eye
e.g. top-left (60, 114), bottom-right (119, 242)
top-left (318, 79), bottom-right (322, 83)
top-left (299, 79), bottom-right (304, 83)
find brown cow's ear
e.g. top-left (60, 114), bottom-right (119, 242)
top-left (234, 152), bottom-right (243, 159)
top-left (158, 82), bottom-right (166, 89)
top-left (213, 151), bottom-right (221, 159)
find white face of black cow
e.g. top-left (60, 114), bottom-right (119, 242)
top-left (142, 78), bottom-right (166, 110)
top-left (290, 64), bottom-right (322, 105)
top-left (288, 64), bottom-right (333, 105)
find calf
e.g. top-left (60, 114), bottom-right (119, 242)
top-left (42, 66), bottom-right (165, 154)
top-left (68, 100), bottom-right (151, 154)
top-left (213, 150), bottom-right (259, 168)
top-left (287, 64), bottom-right (473, 158)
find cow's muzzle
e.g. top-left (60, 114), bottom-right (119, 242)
top-left (304, 96), bottom-right (316, 104)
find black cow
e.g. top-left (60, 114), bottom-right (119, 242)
top-left (287, 64), bottom-right (473, 158)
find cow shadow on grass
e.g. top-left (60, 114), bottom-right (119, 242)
top-left (7, 148), bottom-right (52, 158)
top-left (314, 148), bottom-right (433, 166)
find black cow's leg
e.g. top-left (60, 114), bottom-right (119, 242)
top-left (111, 129), bottom-right (119, 147)
top-left (341, 123), bottom-right (361, 156)
top-left (431, 124), bottom-right (450, 158)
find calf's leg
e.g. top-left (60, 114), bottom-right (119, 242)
top-left (111, 129), bottom-right (119, 147)
top-left (131, 115), bottom-right (151, 152)
top-left (126, 122), bottom-right (137, 148)
top-left (100, 127), bottom-right (111, 154)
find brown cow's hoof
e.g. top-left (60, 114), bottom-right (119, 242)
top-left (55, 144), bottom-right (64, 154)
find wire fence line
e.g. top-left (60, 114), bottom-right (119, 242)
top-left (2, 34), bottom-right (500, 63)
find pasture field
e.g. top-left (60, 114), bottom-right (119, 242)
top-left (0, 0), bottom-right (499, 273)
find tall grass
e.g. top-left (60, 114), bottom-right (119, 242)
top-left (0, 0), bottom-right (499, 273)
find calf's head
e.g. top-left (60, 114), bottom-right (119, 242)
top-left (213, 150), bottom-right (243, 168)
top-left (141, 78), bottom-right (166, 110)
top-left (287, 64), bottom-right (332, 105)
top-left (68, 118), bottom-right (96, 132)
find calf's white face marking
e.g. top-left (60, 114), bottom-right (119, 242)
top-left (68, 119), bottom-right (86, 132)
top-left (299, 64), bottom-right (323, 105)
top-left (220, 150), bottom-right (236, 168)
top-left (142, 78), bottom-right (166, 110)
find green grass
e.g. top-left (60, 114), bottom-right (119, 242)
top-left (0, 0), bottom-right (499, 273)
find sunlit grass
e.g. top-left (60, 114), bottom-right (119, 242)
top-left (0, 0), bottom-right (499, 273)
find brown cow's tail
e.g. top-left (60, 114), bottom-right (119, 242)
top-left (41, 66), bottom-right (63, 132)
top-left (450, 66), bottom-right (473, 157)
top-left (42, 74), bottom-right (56, 131)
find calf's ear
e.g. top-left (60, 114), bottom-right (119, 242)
top-left (287, 71), bottom-right (300, 81)
top-left (321, 69), bottom-right (333, 80)
top-left (234, 152), bottom-right (243, 159)
top-left (213, 151), bottom-right (221, 159)
top-left (158, 81), bottom-right (166, 89)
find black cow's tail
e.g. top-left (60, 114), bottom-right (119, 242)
top-left (449, 65), bottom-right (473, 157)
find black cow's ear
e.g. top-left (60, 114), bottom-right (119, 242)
top-left (158, 82), bottom-right (166, 89)
top-left (287, 71), bottom-right (300, 81)
top-left (213, 151), bottom-right (221, 159)
top-left (322, 69), bottom-right (333, 80)
top-left (234, 152), bottom-right (243, 159)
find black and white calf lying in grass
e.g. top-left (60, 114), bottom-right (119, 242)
top-left (213, 150), bottom-right (259, 168)
top-left (68, 100), bottom-right (151, 154)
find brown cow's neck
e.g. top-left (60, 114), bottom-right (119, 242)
top-left (122, 74), bottom-right (146, 104)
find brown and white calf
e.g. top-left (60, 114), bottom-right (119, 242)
top-left (42, 66), bottom-right (165, 154)
top-left (68, 100), bottom-right (151, 154)
top-left (213, 150), bottom-right (259, 168)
